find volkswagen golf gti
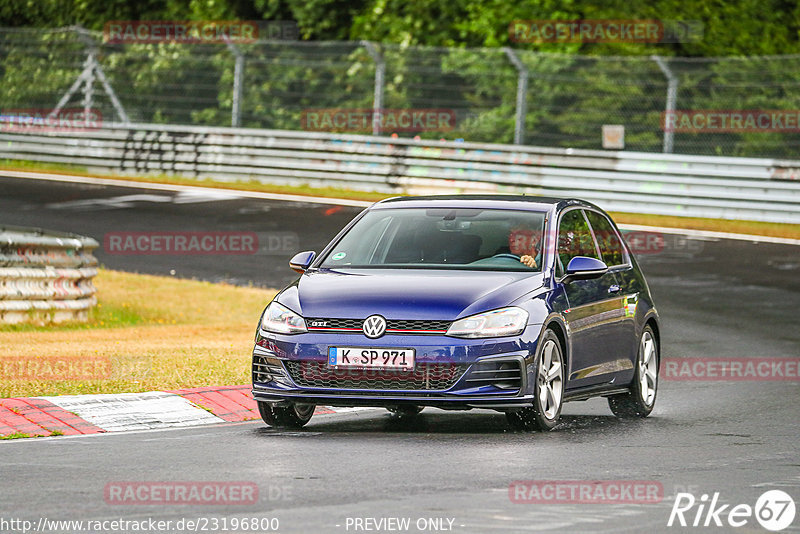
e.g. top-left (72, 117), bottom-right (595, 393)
top-left (252, 195), bottom-right (660, 431)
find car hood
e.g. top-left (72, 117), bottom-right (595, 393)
top-left (276, 268), bottom-right (544, 320)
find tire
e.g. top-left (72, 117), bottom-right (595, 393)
top-left (386, 405), bottom-right (423, 417)
top-left (257, 401), bottom-right (315, 428)
top-left (506, 329), bottom-right (564, 431)
top-left (608, 325), bottom-right (658, 418)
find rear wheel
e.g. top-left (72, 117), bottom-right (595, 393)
top-left (506, 329), bottom-right (564, 431)
top-left (257, 401), bottom-right (315, 428)
top-left (386, 405), bottom-right (423, 417)
top-left (608, 326), bottom-right (658, 417)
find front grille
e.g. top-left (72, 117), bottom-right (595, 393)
top-left (252, 355), bottom-right (286, 383)
top-left (464, 359), bottom-right (523, 390)
top-left (306, 318), bottom-right (451, 334)
top-left (284, 360), bottom-right (466, 391)
top-left (386, 319), bottom-right (451, 333)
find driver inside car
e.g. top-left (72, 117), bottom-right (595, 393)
top-left (508, 225), bottom-right (541, 268)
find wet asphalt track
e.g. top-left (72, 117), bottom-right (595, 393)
top-left (1, 174), bottom-right (799, 533)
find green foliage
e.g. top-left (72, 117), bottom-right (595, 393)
top-left (1, 1), bottom-right (799, 157)
top-left (3, 0), bottom-right (798, 56)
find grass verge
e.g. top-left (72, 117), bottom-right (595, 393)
top-left (0, 269), bottom-right (276, 398)
top-left (2, 160), bottom-right (799, 239)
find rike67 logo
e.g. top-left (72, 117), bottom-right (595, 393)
top-left (668, 490), bottom-right (796, 531)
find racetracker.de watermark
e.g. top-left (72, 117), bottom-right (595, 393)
top-left (620, 230), bottom-right (705, 256)
top-left (0, 356), bottom-right (112, 380)
top-left (662, 110), bottom-right (800, 133)
top-left (0, 108), bottom-right (102, 132)
top-left (301, 108), bottom-right (456, 133)
top-left (103, 20), bottom-right (298, 44)
top-left (104, 232), bottom-right (258, 255)
top-left (104, 482), bottom-right (258, 505)
top-left (509, 480), bottom-right (663, 504)
top-left (661, 357), bottom-right (800, 381)
top-left (509, 19), bottom-right (703, 43)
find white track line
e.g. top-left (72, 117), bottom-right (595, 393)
top-left (3, 169), bottom-right (798, 245)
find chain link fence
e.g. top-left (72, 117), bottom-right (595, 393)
top-left (2, 26), bottom-right (800, 158)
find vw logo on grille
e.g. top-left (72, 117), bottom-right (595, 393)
top-left (362, 315), bottom-right (387, 338)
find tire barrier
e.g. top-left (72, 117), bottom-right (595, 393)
top-left (0, 226), bottom-right (98, 324)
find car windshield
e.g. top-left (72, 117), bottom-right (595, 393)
top-left (319, 207), bottom-right (546, 271)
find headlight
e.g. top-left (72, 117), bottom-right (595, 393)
top-left (260, 302), bottom-right (307, 334)
top-left (446, 307), bottom-right (528, 338)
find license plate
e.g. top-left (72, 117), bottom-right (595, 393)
top-left (328, 347), bottom-right (415, 370)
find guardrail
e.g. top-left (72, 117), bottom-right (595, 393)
top-left (1, 122), bottom-right (799, 223)
top-left (0, 226), bottom-right (98, 324)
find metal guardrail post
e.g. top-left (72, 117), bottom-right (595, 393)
top-left (503, 48), bottom-right (529, 145)
top-left (652, 55), bottom-right (678, 154)
top-left (361, 41), bottom-right (385, 136)
top-left (0, 226), bottom-right (99, 324)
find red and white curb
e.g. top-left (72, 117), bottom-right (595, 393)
top-left (0, 385), bottom-right (371, 438)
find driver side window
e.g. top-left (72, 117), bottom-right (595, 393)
top-left (556, 209), bottom-right (599, 277)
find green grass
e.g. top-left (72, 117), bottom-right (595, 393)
top-left (0, 429), bottom-right (63, 440)
top-left (0, 303), bottom-right (147, 333)
top-left (0, 432), bottom-right (34, 440)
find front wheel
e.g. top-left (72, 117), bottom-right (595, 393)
top-left (506, 329), bottom-right (564, 431)
top-left (608, 325), bottom-right (658, 417)
top-left (257, 401), bottom-right (315, 428)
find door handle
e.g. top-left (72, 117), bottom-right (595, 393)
top-left (608, 284), bottom-right (621, 293)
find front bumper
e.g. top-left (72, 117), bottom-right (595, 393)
top-left (251, 327), bottom-right (541, 410)
top-left (251, 388), bottom-right (536, 409)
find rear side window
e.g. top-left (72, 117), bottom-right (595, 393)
top-left (585, 211), bottom-right (626, 267)
top-left (556, 209), bottom-right (599, 276)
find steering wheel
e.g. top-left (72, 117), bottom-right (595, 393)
top-left (491, 253), bottom-right (521, 260)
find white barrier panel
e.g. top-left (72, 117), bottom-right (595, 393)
top-left (1, 122), bottom-right (799, 223)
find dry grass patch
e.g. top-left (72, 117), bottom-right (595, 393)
top-left (611, 212), bottom-right (800, 240)
top-left (0, 269), bottom-right (276, 397)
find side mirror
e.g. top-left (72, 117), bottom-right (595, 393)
top-left (289, 251), bottom-right (316, 273)
top-left (563, 256), bottom-right (608, 283)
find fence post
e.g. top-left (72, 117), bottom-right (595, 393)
top-left (503, 48), bottom-right (528, 145)
top-left (361, 41), bottom-right (385, 136)
top-left (226, 41), bottom-right (245, 128)
top-left (49, 25), bottom-right (130, 125)
top-left (83, 54), bottom-right (95, 127)
top-left (652, 55), bottom-right (678, 153)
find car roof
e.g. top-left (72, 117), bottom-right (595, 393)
top-left (373, 194), bottom-right (600, 212)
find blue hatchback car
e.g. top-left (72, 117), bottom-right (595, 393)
top-left (252, 195), bottom-right (660, 430)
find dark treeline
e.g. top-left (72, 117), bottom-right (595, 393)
top-left (2, 0), bottom-right (799, 56)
